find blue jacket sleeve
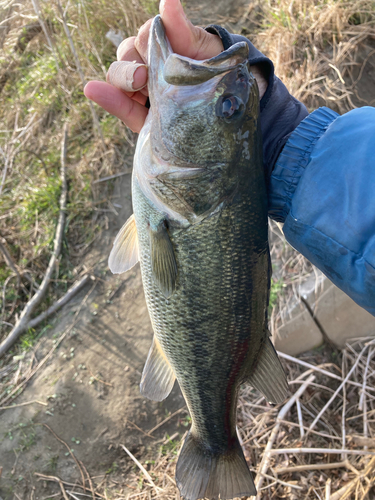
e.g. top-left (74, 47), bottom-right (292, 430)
top-left (269, 106), bottom-right (375, 316)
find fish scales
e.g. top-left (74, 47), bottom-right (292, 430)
top-left (133, 176), bottom-right (268, 446)
top-left (109, 15), bottom-right (288, 500)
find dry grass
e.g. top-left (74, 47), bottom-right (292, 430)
top-left (1, 0), bottom-right (375, 498)
top-left (38, 337), bottom-right (375, 500)
top-left (247, 0), bottom-right (375, 113)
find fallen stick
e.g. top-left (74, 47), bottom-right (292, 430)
top-left (254, 374), bottom-right (316, 497)
top-left (0, 281), bottom-right (96, 407)
top-left (34, 473), bottom-right (69, 500)
top-left (120, 444), bottom-right (161, 492)
top-left (27, 274), bottom-right (93, 330)
top-left (330, 455), bottom-right (375, 500)
top-left (278, 351), bottom-right (375, 392)
top-left (258, 472), bottom-right (303, 491)
top-left (325, 477), bottom-right (331, 500)
top-left (42, 423), bottom-right (86, 491)
top-left (0, 125), bottom-right (68, 358)
top-left (34, 473), bottom-right (105, 499)
top-left (307, 344), bottom-right (370, 435)
top-left (0, 399), bottom-right (47, 410)
top-left (276, 460), bottom-right (355, 475)
top-left (269, 448), bottom-right (375, 456)
top-left (147, 407), bottom-right (186, 435)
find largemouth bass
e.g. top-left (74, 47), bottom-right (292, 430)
top-left (109, 15), bottom-right (288, 500)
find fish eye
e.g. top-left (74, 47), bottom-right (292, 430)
top-left (218, 95), bottom-right (243, 119)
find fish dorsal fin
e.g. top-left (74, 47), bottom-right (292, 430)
top-left (140, 336), bottom-right (176, 401)
top-left (108, 214), bottom-right (139, 274)
top-left (150, 221), bottom-right (177, 298)
top-left (247, 337), bottom-right (289, 405)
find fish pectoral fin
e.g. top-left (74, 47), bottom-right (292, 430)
top-left (140, 336), bottom-right (175, 402)
top-left (108, 214), bottom-right (139, 274)
top-left (176, 431), bottom-right (256, 500)
top-left (150, 221), bottom-right (177, 298)
top-left (247, 337), bottom-right (289, 405)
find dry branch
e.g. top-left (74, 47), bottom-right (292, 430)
top-left (0, 125), bottom-right (68, 357)
top-left (0, 236), bottom-right (20, 278)
top-left (276, 460), bottom-right (352, 475)
top-left (120, 444), bottom-right (161, 492)
top-left (0, 399), bottom-right (47, 411)
top-left (278, 351), bottom-right (375, 392)
top-left (0, 280), bottom-right (96, 407)
top-left (254, 374), bottom-right (316, 497)
top-left (42, 423), bottom-right (86, 490)
top-left (307, 343), bottom-right (373, 435)
top-left (330, 456), bottom-right (375, 500)
top-left (27, 274), bottom-right (93, 329)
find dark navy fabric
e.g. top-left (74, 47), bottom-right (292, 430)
top-left (205, 25), bottom-right (309, 178)
top-left (272, 106), bottom-right (375, 316)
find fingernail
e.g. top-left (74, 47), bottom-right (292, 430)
top-left (107, 61), bottom-right (147, 92)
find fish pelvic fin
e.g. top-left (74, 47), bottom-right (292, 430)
top-left (150, 220), bottom-right (177, 298)
top-left (140, 336), bottom-right (175, 401)
top-left (176, 432), bottom-right (256, 500)
top-left (108, 214), bottom-right (139, 274)
top-left (247, 336), bottom-right (289, 405)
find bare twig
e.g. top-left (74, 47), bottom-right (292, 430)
top-left (269, 448), bottom-right (375, 456)
top-left (0, 280), bottom-right (96, 406)
top-left (341, 351), bottom-right (347, 460)
top-left (0, 125), bottom-right (69, 357)
top-left (120, 444), bottom-right (161, 492)
top-left (88, 367), bottom-right (113, 387)
top-left (255, 374), bottom-right (316, 497)
top-left (276, 460), bottom-right (353, 475)
top-left (126, 419), bottom-right (156, 439)
top-left (0, 399), bottom-right (47, 410)
top-left (278, 351), bottom-right (375, 392)
top-left (148, 407), bottom-right (187, 435)
top-left (330, 456), bottom-right (375, 500)
top-left (296, 397), bottom-right (304, 438)
top-left (27, 274), bottom-right (93, 330)
top-left (0, 236), bottom-right (20, 277)
top-left (325, 477), bottom-right (331, 500)
top-left (42, 424), bottom-right (86, 491)
top-left (307, 344), bottom-right (371, 435)
top-left (34, 473), bottom-right (105, 499)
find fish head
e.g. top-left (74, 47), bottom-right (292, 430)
top-left (137, 15), bottom-right (261, 222)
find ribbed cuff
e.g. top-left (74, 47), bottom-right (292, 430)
top-left (268, 107), bottom-right (339, 222)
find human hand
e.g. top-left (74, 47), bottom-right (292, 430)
top-left (84, 0), bottom-right (268, 133)
top-left (84, 0), bottom-right (226, 133)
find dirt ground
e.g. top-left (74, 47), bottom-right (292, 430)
top-left (1, 1), bottom-right (375, 499)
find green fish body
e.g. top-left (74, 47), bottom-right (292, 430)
top-left (109, 16), bottom-right (288, 500)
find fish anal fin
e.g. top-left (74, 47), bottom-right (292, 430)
top-left (247, 337), bottom-right (289, 405)
top-left (108, 214), bottom-right (139, 274)
top-left (150, 221), bottom-right (177, 298)
top-left (140, 337), bottom-right (175, 402)
top-left (176, 432), bottom-right (256, 500)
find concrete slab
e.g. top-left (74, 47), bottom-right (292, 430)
top-left (274, 269), bottom-right (375, 354)
top-left (308, 279), bottom-right (375, 347)
top-left (273, 299), bottom-right (324, 356)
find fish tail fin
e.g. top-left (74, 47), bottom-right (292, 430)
top-left (176, 431), bottom-right (256, 500)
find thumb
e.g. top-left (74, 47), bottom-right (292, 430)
top-left (159, 0), bottom-right (223, 59)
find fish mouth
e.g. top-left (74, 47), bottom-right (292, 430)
top-left (148, 15), bottom-right (250, 93)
